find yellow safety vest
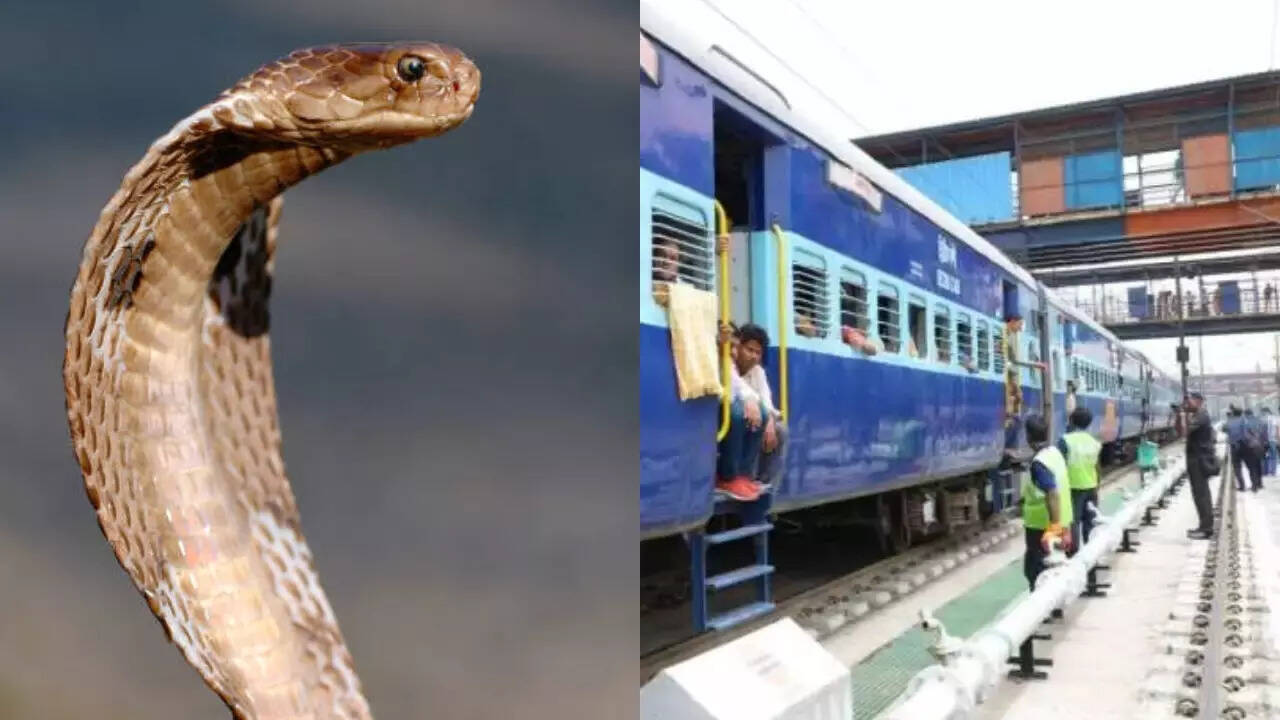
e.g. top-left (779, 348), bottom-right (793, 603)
top-left (1063, 430), bottom-right (1102, 490)
top-left (1021, 445), bottom-right (1072, 530)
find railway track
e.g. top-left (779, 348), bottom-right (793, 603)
top-left (1155, 454), bottom-right (1275, 720)
top-left (641, 450), bottom-right (1173, 684)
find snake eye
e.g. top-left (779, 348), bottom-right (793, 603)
top-left (396, 55), bottom-right (426, 82)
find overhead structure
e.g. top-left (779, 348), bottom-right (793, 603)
top-left (856, 70), bottom-right (1280, 273)
top-left (856, 70), bottom-right (1280, 379)
top-left (1036, 252), bottom-right (1280, 287)
top-left (1191, 372), bottom-right (1280, 396)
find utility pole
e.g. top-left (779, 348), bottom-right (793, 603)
top-left (1175, 257), bottom-right (1189, 400)
top-left (1199, 335), bottom-right (1206, 393)
top-left (1274, 333), bottom-right (1280, 396)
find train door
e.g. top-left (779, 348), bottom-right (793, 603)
top-left (1001, 279), bottom-right (1019, 321)
top-left (681, 102), bottom-right (788, 634)
top-left (715, 104), bottom-right (758, 325)
top-left (997, 279), bottom-right (1021, 455)
top-left (1062, 319), bottom-right (1078, 415)
top-left (714, 101), bottom-right (781, 327)
top-left (1048, 312), bottom-right (1064, 395)
top-left (1032, 305), bottom-right (1052, 430)
top-left (1142, 363), bottom-right (1153, 429)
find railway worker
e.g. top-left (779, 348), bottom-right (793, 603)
top-left (1254, 404), bottom-right (1274, 476)
top-left (1225, 407), bottom-right (1249, 492)
top-left (1057, 407), bottom-right (1102, 553)
top-left (1184, 393), bottom-right (1217, 539)
top-left (1242, 409), bottom-right (1266, 491)
top-left (732, 323), bottom-right (788, 495)
top-left (1020, 414), bottom-right (1072, 591)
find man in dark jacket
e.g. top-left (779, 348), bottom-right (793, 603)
top-left (1242, 408), bottom-right (1266, 491)
top-left (1185, 393), bottom-right (1217, 539)
top-left (1225, 407), bottom-right (1247, 491)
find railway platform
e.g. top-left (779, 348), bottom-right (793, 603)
top-left (642, 441), bottom-right (1280, 720)
top-left (844, 453), bottom-right (1185, 719)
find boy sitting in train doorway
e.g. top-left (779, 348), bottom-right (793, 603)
top-left (714, 323), bottom-right (789, 501)
top-left (713, 322), bottom-right (764, 501)
top-left (734, 324), bottom-right (788, 495)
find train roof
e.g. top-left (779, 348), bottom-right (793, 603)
top-left (640, 0), bottom-right (1126, 349)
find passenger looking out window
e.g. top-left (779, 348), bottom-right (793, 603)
top-left (908, 303), bottom-right (927, 360)
top-left (792, 264), bottom-right (826, 338)
top-left (839, 277), bottom-right (877, 355)
top-left (933, 314), bottom-right (949, 364)
top-left (841, 325), bottom-right (880, 356)
top-left (652, 234), bottom-right (725, 306)
top-left (795, 310), bottom-right (820, 338)
top-left (877, 291), bottom-right (901, 353)
top-left (651, 237), bottom-right (680, 305)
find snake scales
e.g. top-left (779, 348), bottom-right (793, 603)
top-left (61, 44), bottom-right (479, 719)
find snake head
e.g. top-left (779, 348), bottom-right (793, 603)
top-left (216, 43), bottom-right (480, 150)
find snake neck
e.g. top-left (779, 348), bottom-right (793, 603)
top-left (65, 128), bottom-right (368, 719)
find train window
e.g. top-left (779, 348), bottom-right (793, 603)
top-left (976, 321), bottom-right (990, 371)
top-left (957, 313), bottom-right (973, 367)
top-left (908, 297), bottom-right (927, 359)
top-left (839, 268), bottom-right (869, 331)
top-left (934, 306), bottom-right (951, 364)
top-left (993, 327), bottom-right (1005, 373)
top-left (650, 204), bottom-right (713, 304)
top-left (1071, 358), bottom-right (1080, 381)
top-left (1052, 351), bottom-right (1062, 390)
top-left (877, 284), bottom-right (901, 353)
top-left (1025, 340), bottom-right (1039, 384)
top-left (792, 253), bottom-right (830, 339)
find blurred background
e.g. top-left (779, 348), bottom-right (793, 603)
top-left (0, 1), bottom-right (635, 718)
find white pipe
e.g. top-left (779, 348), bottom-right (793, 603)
top-left (879, 442), bottom-right (1224, 720)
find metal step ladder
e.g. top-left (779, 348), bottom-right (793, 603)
top-left (688, 491), bottom-right (775, 633)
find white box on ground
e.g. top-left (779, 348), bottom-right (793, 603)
top-left (640, 618), bottom-right (852, 720)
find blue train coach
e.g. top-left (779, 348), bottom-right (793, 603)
top-left (639, 0), bottom-right (1181, 634)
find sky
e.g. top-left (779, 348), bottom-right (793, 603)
top-left (712, 0), bottom-right (1280, 378)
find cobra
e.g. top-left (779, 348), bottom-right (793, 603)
top-left (61, 44), bottom-right (480, 719)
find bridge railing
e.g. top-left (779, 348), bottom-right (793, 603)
top-left (1071, 279), bottom-right (1280, 327)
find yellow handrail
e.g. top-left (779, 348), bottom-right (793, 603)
top-left (714, 201), bottom-right (732, 442)
top-left (770, 222), bottom-right (789, 422)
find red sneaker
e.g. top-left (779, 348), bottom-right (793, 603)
top-left (715, 477), bottom-right (746, 500)
top-left (732, 476), bottom-right (761, 501)
top-left (716, 476), bottom-right (759, 501)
